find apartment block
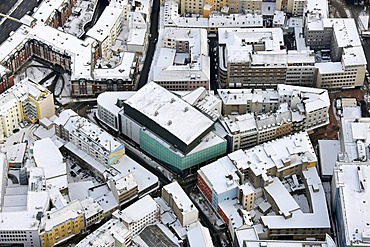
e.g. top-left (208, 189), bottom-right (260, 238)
top-left (162, 181), bottom-right (199, 226)
top-left (39, 201), bottom-right (85, 247)
top-left (153, 28), bottom-right (210, 91)
top-left (54, 109), bottom-right (125, 166)
top-left (112, 195), bottom-right (160, 235)
top-left (0, 78), bottom-right (55, 141)
top-left (219, 85), bottom-right (330, 151)
top-left (87, 6), bottom-right (124, 60)
top-left (33, 0), bottom-right (76, 28)
top-left (164, 1), bottom-right (263, 32)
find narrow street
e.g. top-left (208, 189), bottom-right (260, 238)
top-left (137, 0), bottom-right (160, 89)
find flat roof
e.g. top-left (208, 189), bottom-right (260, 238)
top-left (127, 28), bottom-right (146, 46)
top-left (76, 219), bottom-right (130, 247)
top-left (113, 155), bottom-right (159, 194)
top-left (87, 6), bottom-right (123, 42)
top-left (33, 0), bottom-right (67, 24)
top-left (334, 163), bottom-right (370, 245)
top-left (198, 156), bottom-right (238, 195)
top-left (125, 82), bottom-right (214, 145)
top-left (97, 91), bottom-right (135, 115)
top-left (68, 181), bottom-right (95, 201)
top-left (315, 62), bottom-right (344, 73)
top-left (187, 222), bottom-right (213, 247)
top-left (218, 28), bottom-right (284, 52)
top-left (94, 52), bottom-right (136, 79)
top-left (321, 18), bottom-right (361, 48)
top-left (262, 168), bottom-right (330, 229)
top-left (33, 138), bottom-right (67, 181)
top-left (342, 46), bottom-right (367, 67)
top-left (318, 140), bottom-right (340, 177)
top-left (0, 190), bottom-right (49, 230)
top-left (265, 177), bottom-right (300, 216)
top-left (114, 195), bottom-right (158, 223)
top-left (1, 143), bottom-right (26, 164)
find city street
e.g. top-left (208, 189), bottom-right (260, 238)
top-left (137, 0), bottom-right (160, 89)
top-left (0, 0), bottom-right (40, 44)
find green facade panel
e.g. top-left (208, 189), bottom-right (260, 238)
top-left (140, 130), bottom-right (227, 171)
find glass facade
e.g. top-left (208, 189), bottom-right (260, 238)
top-left (140, 130), bottom-right (227, 171)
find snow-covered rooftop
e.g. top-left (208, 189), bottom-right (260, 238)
top-left (87, 6), bottom-right (123, 42)
top-left (0, 190), bottom-right (49, 230)
top-left (41, 200), bottom-right (83, 232)
top-left (187, 221), bottom-right (213, 247)
top-left (334, 162), bottom-right (370, 246)
top-left (163, 181), bottom-right (198, 214)
top-left (33, 138), bottom-right (67, 187)
top-left (163, 1), bottom-right (263, 29)
top-left (124, 82), bottom-right (215, 145)
top-left (114, 195), bottom-right (158, 224)
top-left (76, 219), bottom-right (130, 247)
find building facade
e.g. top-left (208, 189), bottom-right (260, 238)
top-left (0, 78), bottom-right (55, 141)
top-left (97, 83), bottom-right (227, 174)
top-left (39, 201), bottom-right (85, 247)
top-left (54, 109), bottom-right (125, 166)
top-left (219, 85), bottom-right (330, 151)
top-left (153, 28), bottom-right (210, 91)
top-left (162, 181), bottom-right (199, 226)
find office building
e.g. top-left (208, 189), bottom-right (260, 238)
top-left (332, 162), bottom-right (370, 247)
top-left (163, 1), bottom-right (263, 32)
top-left (218, 28), bottom-right (315, 88)
top-left (0, 168), bottom-right (50, 247)
top-left (303, 0), bottom-right (366, 89)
